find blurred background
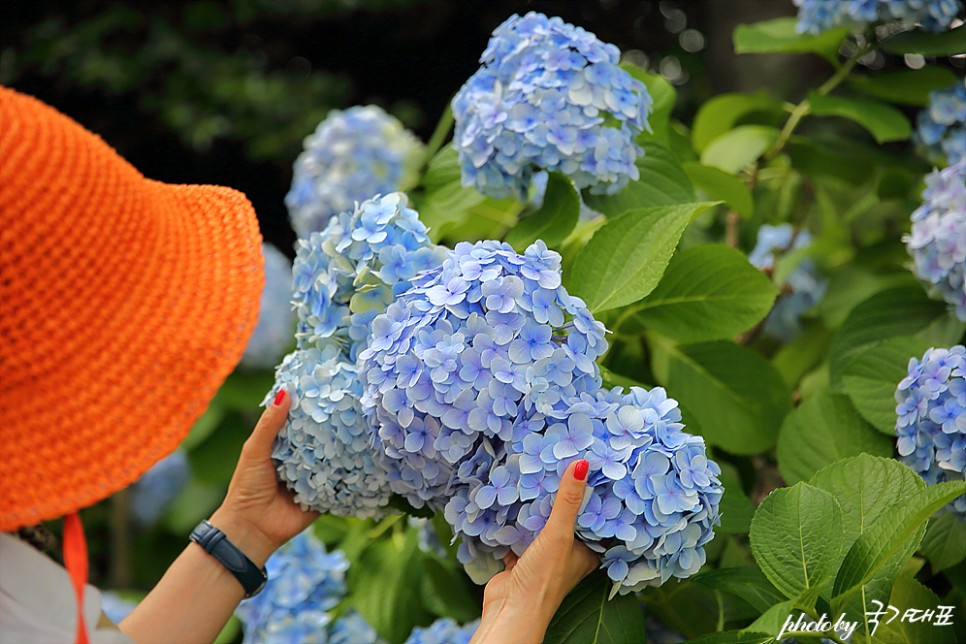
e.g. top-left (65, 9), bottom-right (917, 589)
top-left (2, 0), bottom-right (962, 640)
top-left (1, 0), bottom-right (857, 255)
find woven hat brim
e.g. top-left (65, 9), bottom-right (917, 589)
top-left (0, 182), bottom-right (264, 531)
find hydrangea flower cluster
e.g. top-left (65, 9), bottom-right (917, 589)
top-left (748, 224), bottom-right (827, 340)
top-left (236, 530), bottom-right (374, 644)
top-left (241, 244), bottom-right (295, 370)
top-left (285, 106), bottom-right (424, 239)
top-left (291, 193), bottom-right (444, 363)
top-left (905, 161), bottom-right (966, 321)
top-left (895, 345), bottom-right (966, 518)
top-left (360, 240), bottom-right (722, 591)
top-left (451, 12), bottom-right (652, 201)
top-left (266, 345), bottom-right (391, 517)
top-left (793, 0), bottom-right (963, 34)
top-left (269, 193), bottom-right (444, 516)
top-left (131, 450), bottom-right (189, 526)
top-left (404, 618), bottom-right (479, 644)
top-left (916, 82), bottom-right (966, 166)
top-left (100, 591), bottom-right (136, 625)
top-left (330, 612), bottom-right (382, 644)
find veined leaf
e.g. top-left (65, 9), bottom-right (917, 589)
top-left (691, 91), bottom-right (784, 153)
top-left (733, 17), bottom-right (850, 63)
top-left (505, 172), bottom-right (578, 251)
top-left (848, 67), bottom-right (959, 106)
top-left (807, 92), bottom-right (911, 144)
top-left (582, 142), bottom-right (695, 217)
top-left (544, 571), bottom-right (646, 643)
top-left (880, 25), bottom-right (966, 56)
top-left (701, 126), bottom-right (779, 174)
top-left (749, 483), bottom-right (846, 599)
top-left (570, 202), bottom-right (715, 313)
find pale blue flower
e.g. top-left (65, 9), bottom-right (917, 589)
top-left (905, 161), bottom-right (966, 320)
top-left (236, 531), bottom-right (352, 644)
top-left (749, 224), bottom-right (828, 339)
top-left (404, 618), bottom-right (479, 644)
top-left (794, 0), bottom-right (963, 33)
top-left (242, 244), bottom-right (296, 369)
top-left (452, 12), bottom-right (652, 200)
top-left (131, 450), bottom-right (189, 526)
top-left (895, 345), bottom-right (966, 517)
top-left (916, 82), bottom-right (966, 166)
top-left (286, 106), bottom-right (424, 238)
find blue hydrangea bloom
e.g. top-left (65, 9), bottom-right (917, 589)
top-left (242, 243), bottom-right (296, 369)
top-left (905, 161), bottom-right (966, 321)
top-left (100, 591), bottom-right (136, 625)
top-left (452, 12), bottom-right (652, 201)
top-left (131, 449), bottom-right (190, 526)
top-left (291, 193), bottom-right (444, 363)
top-left (286, 106), bottom-right (424, 239)
top-left (896, 345), bottom-right (966, 518)
top-left (794, 0), bottom-right (963, 33)
top-left (409, 517), bottom-right (447, 558)
top-left (360, 240), bottom-right (722, 591)
top-left (748, 224), bottom-right (827, 340)
top-left (916, 82), bottom-right (966, 166)
top-left (330, 611), bottom-right (383, 644)
top-left (404, 618), bottom-right (479, 644)
top-left (267, 345), bottom-right (392, 517)
top-left (236, 530), bottom-right (350, 644)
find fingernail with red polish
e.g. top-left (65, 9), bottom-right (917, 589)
top-left (573, 459), bottom-right (589, 481)
top-left (273, 389), bottom-right (287, 407)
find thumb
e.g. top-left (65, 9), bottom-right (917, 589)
top-left (542, 459), bottom-right (589, 540)
top-left (243, 387), bottom-right (291, 460)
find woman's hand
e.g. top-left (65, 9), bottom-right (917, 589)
top-left (209, 389), bottom-right (318, 566)
top-left (471, 459), bottom-right (599, 644)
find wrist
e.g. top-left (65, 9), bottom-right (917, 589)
top-left (208, 507), bottom-right (279, 568)
top-left (476, 599), bottom-right (551, 644)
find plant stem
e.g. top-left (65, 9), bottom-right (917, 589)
top-left (420, 104), bottom-right (454, 169)
top-left (764, 39), bottom-right (873, 161)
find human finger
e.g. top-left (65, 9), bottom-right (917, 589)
top-left (242, 388), bottom-right (290, 460)
top-left (541, 459), bottom-right (588, 541)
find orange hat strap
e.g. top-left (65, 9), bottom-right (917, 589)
top-left (63, 512), bottom-right (90, 644)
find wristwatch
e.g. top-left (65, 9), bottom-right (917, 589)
top-left (189, 520), bottom-right (267, 597)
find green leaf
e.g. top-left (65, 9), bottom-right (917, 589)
top-left (771, 324), bottom-right (833, 389)
top-left (505, 173), bottom-right (579, 251)
top-left (880, 25), bottom-right (966, 56)
top-left (650, 337), bottom-right (791, 455)
top-left (840, 335), bottom-right (939, 434)
top-left (809, 454), bottom-right (926, 551)
top-left (570, 202), bottom-right (715, 313)
top-left (626, 245), bottom-right (778, 343)
top-left (816, 266), bottom-right (916, 329)
top-left (776, 392), bottom-right (893, 484)
top-left (847, 67), bottom-right (960, 106)
top-left (828, 286), bottom-right (964, 385)
top-left (682, 163), bottom-right (755, 218)
top-left (623, 62), bottom-right (676, 147)
top-left (348, 529), bottom-right (432, 644)
top-left (582, 142), bottom-right (695, 217)
top-left (415, 147), bottom-right (520, 242)
top-left (832, 480), bottom-right (966, 603)
top-left (733, 17), bottom-right (850, 63)
top-left (920, 512), bottom-right (966, 573)
top-left (749, 483), bottom-right (846, 599)
top-left (742, 600), bottom-right (796, 639)
top-left (870, 574), bottom-right (958, 644)
top-left (691, 91), bottom-right (784, 153)
top-left (693, 568), bottom-right (786, 614)
top-left (807, 92), bottom-right (911, 144)
top-left (544, 571), bottom-right (646, 644)
top-left (598, 364), bottom-right (650, 390)
top-left (701, 126), bottom-right (779, 174)
top-left (419, 557), bottom-right (481, 624)
top-left (717, 469), bottom-right (756, 535)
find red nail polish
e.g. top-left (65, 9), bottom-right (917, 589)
top-left (573, 460), bottom-right (589, 481)
top-left (273, 389), bottom-right (287, 406)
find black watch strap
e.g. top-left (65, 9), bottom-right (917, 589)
top-left (189, 520), bottom-right (267, 598)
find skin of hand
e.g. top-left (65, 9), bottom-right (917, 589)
top-left (208, 388), bottom-right (320, 566)
top-left (119, 389), bottom-right (317, 644)
top-left (470, 459), bottom-right (599, 644)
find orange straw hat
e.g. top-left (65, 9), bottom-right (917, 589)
top-left (0, 87), bottom-right (266, 531)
